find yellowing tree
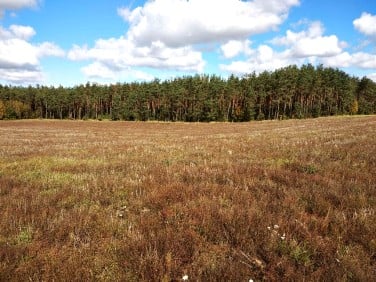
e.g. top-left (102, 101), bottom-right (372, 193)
top-left (350, 99), bottom-right (359, 115)
top-left (0, 100), bottom-right (5, 119)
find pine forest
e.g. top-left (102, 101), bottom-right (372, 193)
top-left (1, 64), bottom-right (375, 121)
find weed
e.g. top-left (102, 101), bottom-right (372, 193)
top-left (16, 227), bottom-right (33, 244)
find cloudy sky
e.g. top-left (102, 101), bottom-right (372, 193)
top-left (0, 0), bottom-right (375, 86)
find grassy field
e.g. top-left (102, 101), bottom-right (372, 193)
top-left (0, 116), bottom-right (375, 281)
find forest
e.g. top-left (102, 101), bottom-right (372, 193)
top-left (0, 64), bottom-right (375, 121)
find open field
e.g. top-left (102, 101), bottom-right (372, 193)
top-left (0, 116), bottom-right (375, 281)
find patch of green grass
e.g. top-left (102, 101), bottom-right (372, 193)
top-left (286, 162), bottom-right (319, 174)
top-left (16, 227), bottom-right (33, 244)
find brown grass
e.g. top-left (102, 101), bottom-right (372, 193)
top-left (0, 116), bottom-right (375, 281)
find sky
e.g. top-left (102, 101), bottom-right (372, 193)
top-left (0, 0), bottom-right (375, 86)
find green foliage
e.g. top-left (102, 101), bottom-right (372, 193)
top-left (16, 227), bottom-right (33, 244)
top-left (357, 77), bottom-right (376, 114)
top-left (1, 65), bottom-right (376, 121)
top-left (277, 239), bottom-right (312, 266)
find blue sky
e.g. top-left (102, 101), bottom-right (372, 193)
top-left (0, 0), bottom-right (375, 86)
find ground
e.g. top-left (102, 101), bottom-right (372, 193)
top-left (0, 116), bottom-right (375, 281)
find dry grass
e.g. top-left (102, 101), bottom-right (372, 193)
top-left (0, 116), bottom-right (375, 281)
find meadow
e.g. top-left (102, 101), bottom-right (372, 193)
top-left (0, 116), bottom-right (375, 281)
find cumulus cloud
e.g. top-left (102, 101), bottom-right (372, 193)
top-left (0, 24), bottom-right (65, 84)
top-left (68, 37), bottom-right (205, 75)
top-left (220, 17), bottom-right (376, 76)
top-left (315, 13), bottom-right (376, 69)
top-left (0, 0), bottom-right (39, 17)
top-left (219, 20), bottom-right (376, 75)
top-left (8, 25), bottom-right (36, 40)
top-left (291, 35), bottom-right (342, 57)
top-left (117, 7), bottom-right (132, 22)
top-left (353, 12), bottom-right (376, 38)
top-left (321, 51), bottom-right (376, 69)
top-left (37, 42), bottom-right (65, 57)
top-left (220, 40), bottom-right (253, 59)
top-left (319, 52), bottom-right (352, 68)
top-left (0, 0), bottom-right (38, 10)
top-left (73, 0), bottom-right (299, 80)
top-left (81, 62), bottom-right (118, 79)
top-left (220, 44), bottom-right (296, 74)
top-left (367, 73), bottom-right (376, 82)
top-left (0, 68), bottom-right (43, 83)
top-left (220, 21), bottom-right (342, 74)
top-left (0, 24), bottom-right (35, 40)
top-left (119, 0), bottom-right (300, 47)
top-left (81, 62), bottom-right (154, 82)
top-left (0, 1), bottom-right (64, 84)
top-left (272, 21), bottom-right (344, 57)
top-left (348, 52), bottom-right (376, 68)
top-left (0, 38), bottom-right (39, 68)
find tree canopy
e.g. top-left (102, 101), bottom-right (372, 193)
top-left (0, 64), bottom-right (375, 121)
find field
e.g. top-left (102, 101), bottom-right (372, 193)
top-left (0, 116), bottom-right (375, 281)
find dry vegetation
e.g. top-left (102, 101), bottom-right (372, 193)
top-left (0, 116), bottom-right (375, 281)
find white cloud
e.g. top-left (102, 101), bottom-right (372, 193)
top-left (353, 12), bottom-right (376, 38)
top-left (0, 0), bottom-right (39, 17)
top-left (220, 44), bottom-right (297, 74)
top-left (352, 52), bottom-right (376, 68)
top-left (0, 38), bottom-right (39, 68)
top-left (220, 21), bottom-right (343, 74)
top-left (0, 1), bottom-right (51, 84)
top-left (121, 0), bottom-right (300, 47)
top-left (0, 68), bottom-right (43, 84)
top-left (272, 21), bottom-right (344, 57)
top-left (68, 36), bottom-right (205, 80)
top-left (117, 7), bottom-right (132, 22)
top-left (82, 62), bottom-right (114, 79)
top-left (220, 13), bottom-right (376, 73)
top-left (0, 0), bottom-right (38, 10)
top-left (291, 35), bottom-right (342, 57)
top-left (9, 25), bottom-right (35, 40)
top-left (367, 73), bottom-right (376, 82)
top-left (82, 62), bottom-right (154, 82)
top-left (274, 20), bottom-right (376, 71)
top-left (73, 0), bottom-right (299, 81)
top-left (0, 24), bottom-right (65, 84)
top-left (0, 24), bottom-right (35, 40)
top-left (320, 52), bottom-right (352, 68)
top-left (37, 42), bottom-right (65, 57)
top-left (219, 20), bottom-right (376, 75)
top-left (321, 51), bottom-right (376, 69)
top-left (220, 40), bottom-right (253, 59)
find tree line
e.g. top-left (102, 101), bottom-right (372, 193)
top-left (0, 64), bottom-right (375, 121)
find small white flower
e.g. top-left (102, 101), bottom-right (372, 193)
top-left (281, 233), bottom-right (286, 240)
top-left (267, 226), bottom-right (271, 230)
top-left (249, 279), bottom-right (254, 282)
top-left (182, 274), bottom-right (189, 281)
top-left (273, 224), bottom-right (279, 229)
